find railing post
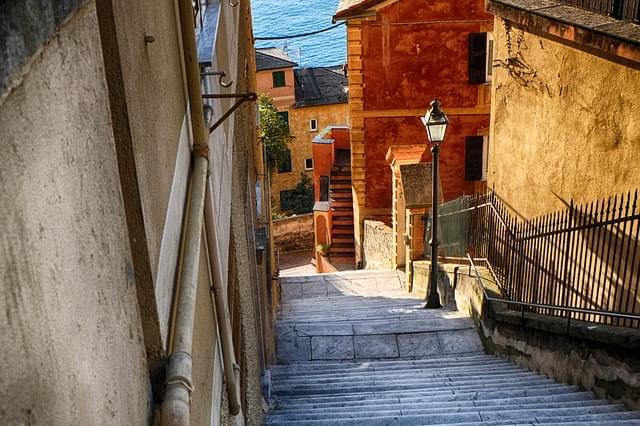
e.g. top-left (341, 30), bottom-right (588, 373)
top-left (560, 201), bottom-right (574, 317)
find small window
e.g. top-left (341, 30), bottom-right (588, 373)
top-left (466, 136), bottom-right (489, 181)
top-left (319, 176), bottom-right (330, 201)
top-left (305, 158), bottom-right (313, 170)
top-left (465, 136), bottom-right (484, 181)
top-left (272, 71), bottom-right (286, 88)
top-left (468, 33), bottom-right (488, 84)
top-left (280, 189), bottom-right (296, 211)
top-left (278, 111), bottom-right (289, 132)
top-left (278, 150), bottom-right (292, 173)
top-left (309, 119), bottom-right (318, 131)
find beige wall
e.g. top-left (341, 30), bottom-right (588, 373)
top-left (0, 4), bottom-right (151, 424)
top-left (271, 102), bottom-right (349, 211)
top-left (489, 18), bottom-right (640, 219)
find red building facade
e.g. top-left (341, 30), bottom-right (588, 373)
top-left (334, 0), bottom-right (493, 264)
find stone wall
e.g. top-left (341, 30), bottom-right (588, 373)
top-left (454, 267), bottom-right (640, 410)
top-left (273, 213), bottom-right (314, 253)
top-left (489, 18), bottom-right (640, 218)
top-left (363, 220), bottom-right (394, 270)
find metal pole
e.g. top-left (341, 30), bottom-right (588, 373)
top-left (424, 143), bottom-right (442, 308)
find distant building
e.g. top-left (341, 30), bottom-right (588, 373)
top-left (334, 0), bottom-right (493, 267)
top-left (485, 0), bottom-right (640, 218)
top-left (256, 48), bottom-right (349, 214)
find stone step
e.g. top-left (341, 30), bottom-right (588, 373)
top-left (272, 363), bottom-right (530, 386)
top-left (271, 386), bottom-right (590, 410)
top-left (331, 236), bottom-right (354, 244)
top-left (265, 406), bottom-right (636, 425)
top-left (267, 399), bottom-right (616, 423)
top-left (271, 382), bottom-right (582, 407)
top-left (270, 353), bottom-right (502, 375)
top-left (272, 373), bottom-right (555, 396)
top-left (272, 366), bottom-right (537, 388)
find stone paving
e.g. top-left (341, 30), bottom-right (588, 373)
top-left (266, 270), bottom-right (640, 425)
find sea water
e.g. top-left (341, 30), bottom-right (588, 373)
top-left (251, 0), bottom-right (347, 67)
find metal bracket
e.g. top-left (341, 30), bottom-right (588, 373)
top-left (202, 92), bottom-right (257, 133)
top-left (229, 0), bottom-right (239, 7)
top-left (200, 70), bottom-right (233, 88)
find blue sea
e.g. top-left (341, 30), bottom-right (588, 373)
top-left (251, 0), bottom-right (347, 68)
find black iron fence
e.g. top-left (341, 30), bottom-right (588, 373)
top-left (441, 190), bottom-right (640, 328)
top-left (560, 0), bottom-right (640, 21)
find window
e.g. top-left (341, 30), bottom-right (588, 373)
top-left (272, 71), bottom-right (286, 87)
top-left (465, 136), bottom-right (488, 181)
top-left (309, 119), bottom-right (318, 131)
top-left (280, 190), bottom-right (296, 211)
top-left (278, 111), bottom-right (289, 132)
top-left (305, 158), bottom-right (313, 170)
top-left (319, 176), bottom-right (330, 201)
top-left (277, 149), bottom-right (292, 173)
top-left (468, 32), bottom-right (493, 84)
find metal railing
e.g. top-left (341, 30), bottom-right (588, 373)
top-left (559, 0), bottom-right (640, 21)
top-left (442, 190), bottom-right (640, 328)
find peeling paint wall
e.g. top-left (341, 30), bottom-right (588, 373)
top-left (0, 4), bottom-right (151, 424)
top-left (489, 18), bottom-right (640, 218)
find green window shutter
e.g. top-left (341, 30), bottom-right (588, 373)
top-left (277, 111), bottom-right (289, 132)
top-left (277, 150), bottom-right (292, 173)
top-left (272, 71), bottom-right (286, 87)
top-left (468, 33), bottom-right (487, 84)
top-left (465, 136), bottom-right (484, 181)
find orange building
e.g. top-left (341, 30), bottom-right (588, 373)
top-left (334, 0), bottom-right (494, 265)
top-left (256, 48), bottom-right (349, 214)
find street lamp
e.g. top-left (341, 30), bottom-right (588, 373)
top-left (421, 99), bottom-right (448, 309)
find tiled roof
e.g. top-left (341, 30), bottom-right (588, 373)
top-left (294, 66), bottom-right (348, 107)
top-left (255, 48), bottom-right (298, 71)
top-left (334, 0), bottom-right (388, 20)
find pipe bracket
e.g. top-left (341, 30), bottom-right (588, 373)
top-left (201, 92), bottom-right (258, 134)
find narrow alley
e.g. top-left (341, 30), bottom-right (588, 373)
top-left (266, 270), bottom-right (640, 425)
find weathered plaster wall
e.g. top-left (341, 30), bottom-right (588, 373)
top-left (346, 0), bottom-right (493, 264)
top-left (271, 102), bottom-right (348, 211)
top-left (363, 220), bottom-right (394, 270)
top-left (0, 4), bottom-right (151, 424)
top-left (273, 214), bottom-right (315, 252)
top-left (489, 18), bottom-right (640, 218)
top-left (365, 115), bottom-right (490, 208)
top-left (100, 0), bottom-right (191, 348)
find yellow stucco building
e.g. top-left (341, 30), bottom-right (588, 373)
top-left (486, 0), bottom-right (640, 218)
top-left (256, 48), bottom-right (349, 213)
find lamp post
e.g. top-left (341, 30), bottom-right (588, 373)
top-left (421, 99), bottom-right (448, 309)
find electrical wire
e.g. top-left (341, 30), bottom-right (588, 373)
top-left (254, 22), bottom-right (345, 41)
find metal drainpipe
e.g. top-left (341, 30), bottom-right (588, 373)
top-left (160, 0), bottom-right (211, 424)
top-left (203, 195), bottom-right (242, 415)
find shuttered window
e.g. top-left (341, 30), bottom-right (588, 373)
top-left (465, 136), bottom-right (484, 181)
top-left (272, 71), bottom-right (286, 87)
top-left (469, 33), bottom-right (488, 84)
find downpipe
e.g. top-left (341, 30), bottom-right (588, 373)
top-left (161, 156), bottom-right (208, 425)
top-left (160, 0), bottom-right (210, 423)
top-left (203, 198), bottom-right (243, 415)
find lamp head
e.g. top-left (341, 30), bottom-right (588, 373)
top-left (421, 99), bottom-right (448, 144)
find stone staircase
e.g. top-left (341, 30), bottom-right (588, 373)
top-left (329, 165), bottom-right (355, 263)
top-left (267, 270), bottom-right (640, 425)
